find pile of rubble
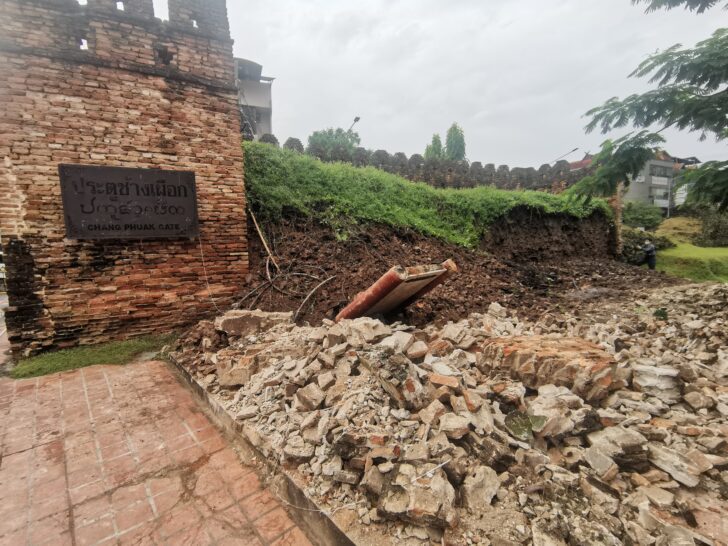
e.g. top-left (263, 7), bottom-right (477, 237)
top-left (172, 284), bottom-right (728, 545)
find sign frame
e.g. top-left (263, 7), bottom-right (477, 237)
top-left (58, 164), bottom-right (200, 240)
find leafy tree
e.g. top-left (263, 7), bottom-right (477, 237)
top-left (392, 152), bottom-right (409, 176)
top-left (569, 132), bottom-right (665, 254)
top-left (633, 0), bottom-right (727, 12)
top-left (283, 137), bottom-right (304, 153)
top-left (352, 147), bottom-right (371, 167)
top-left (569, 132), bottom-right (665, 201)
top-left (259, 133), bottom-right (279, 147)
top-left (424, 134), bottom-right (444, 160)
top-left (623, 201), bottom-right (665, 229)
top-left (371, 149), bottom-right (391, 171)
top-left (584, 5), bottom-right (727, 210)
top-left (306, 128), bottom-right (361, 162)
top-left (445, 123), bottom-right (466, 161)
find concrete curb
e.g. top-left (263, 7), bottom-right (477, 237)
top-left (167, 355), bottom-right (355, 546)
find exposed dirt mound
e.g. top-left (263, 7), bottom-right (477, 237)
top-left (482, 206), bottom-right (614, 260)
top-left (241, 211), bottom-right (680, 326)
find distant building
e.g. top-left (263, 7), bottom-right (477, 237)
top-left (570, 152), bottom-right (700, 212)
top-left (235, 58), bottom-right (274, 140)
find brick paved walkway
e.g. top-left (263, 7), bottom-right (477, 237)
top-left (0, 361), bottom-right (314, 545)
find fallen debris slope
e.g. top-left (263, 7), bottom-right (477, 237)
top-left (172, 283), bottom-right (728, 546)
top-left (242, 219), bottom-right (677, 325)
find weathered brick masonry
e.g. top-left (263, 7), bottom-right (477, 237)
top-left (0, 0), bottom-right (247, 355)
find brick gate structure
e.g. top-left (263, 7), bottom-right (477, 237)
top-left (0, 0), bottom-right (247, 356)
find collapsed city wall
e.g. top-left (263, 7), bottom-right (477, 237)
top-left (0, 0), bottom-right (247, 355)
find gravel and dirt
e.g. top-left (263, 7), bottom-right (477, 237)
top-left (240, 214), bottom-right (679, 328)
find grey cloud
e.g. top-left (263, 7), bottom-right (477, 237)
top-left (228, 0), bottom-right (727, 165)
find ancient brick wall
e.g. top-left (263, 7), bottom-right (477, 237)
top-left (0, 0), bottom-right (247, 355)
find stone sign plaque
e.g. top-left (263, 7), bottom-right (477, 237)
top-left (58, 164), bottom-right (199, 239)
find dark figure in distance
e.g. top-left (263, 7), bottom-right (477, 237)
top-left (641, 239), bottom-right (656, 270)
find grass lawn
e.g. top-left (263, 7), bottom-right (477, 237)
top-left (657, 243), bottom-right (728, 283)
top-left (11, 334), bottom-right (175, 379)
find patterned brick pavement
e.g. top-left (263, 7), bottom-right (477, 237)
top-left (0, 361), bottom-right (314, 545)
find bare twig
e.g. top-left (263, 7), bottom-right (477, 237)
top-left (249, 207), bottom-right (280, 272)
top-left (294, 276), bottom-right (336, 321)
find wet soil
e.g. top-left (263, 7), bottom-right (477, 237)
top-left (241, 212), bottom-right (680, 327)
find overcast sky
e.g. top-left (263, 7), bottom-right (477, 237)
top-left (223, 0), bottom-right (726, 167)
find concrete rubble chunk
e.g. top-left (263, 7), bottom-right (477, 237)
top-left (488, 302), bottom-right (507, 318)
top-left (461, 466), bottom-right (500, 511)
top-left (235, 406), bottom-right (257, 420)
top-left (418, 400), bottom-right (446, 426)
top-left (638, 485), bottom-right (674, 509)
top-left (406, 340), bottom-right (429, 360)
top-left (481, 336), bottom-right (618, 402)
top-left (632, 364), bottom-right (681, 405)
top-left (342, 317), bottom-right (392, 345)
top-left (438, 413), bottom-right (470, 439)
top-left (440, 322), bottom-right (468, 344)
top-left (584, 447), bottom-right (619, 481)
top-left (378, 331), bottom-right (415, 354)
top-left (361, 466), bottom-right (385, 496)
top-left (216, 352), bottom-right (259, 388)
top-left (647, 444), bottom-right (705, 487)
top-left (214, 309), bottom-right (293, 337)
top-left (317, 371), bottom-right (336, 391)
top-left (283, 435), bottom-right (314, 462)
top-left (528, 384), bottom-right (595, 438)
top-left (683, 390), bottom-right (714, 410)
top-left (295, 382), bottom-right (325, 411)
top-left (378, 463), bottom-right (457, 529)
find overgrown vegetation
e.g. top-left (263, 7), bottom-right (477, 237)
top-left (244, 142), bottom-right (610, 248)
top-left (11, 334), bottom-right (175, 379)
top-left (623, 201), bottom-right (664, 230)
top-left (695, 210), bottom-right (728, 246)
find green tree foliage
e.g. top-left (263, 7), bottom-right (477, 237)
top-left (623, 201), bottom-right (665, 230)
top-left (259, 133), bottom-right (279, 146)
top-left (633, 0), bottom-right (727, 12)
top-left (352, 147), bottom-right (371, 167)
top-left (570, 132), bottom-right (665, 201)
top-left (371, 149), bottom-right (392, 170)
top-left (445, 123), bottom-right (467, 161)
top-left (283, 137), bottom-right (304, 153)
top-left (392, 152), bottom-right (409, 176)
top-left (424, 134), bottom-right (444, 160)
top-left (306, 128), bottom-right (361, 162)
top-left (584, 11), bottom-right (727, 209)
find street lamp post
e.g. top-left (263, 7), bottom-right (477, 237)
top-left (348, 117), bottom-right (361, 132)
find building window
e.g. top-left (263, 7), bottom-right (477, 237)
top-left (78, 37), bottom-right (89, 50)
top-left (116, 1), bottom-right (124, 10)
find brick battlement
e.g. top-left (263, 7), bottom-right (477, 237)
top-left (0, 0), bottom-right (235, 89)
top-left (0, 0), bottom-right (247, 355)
